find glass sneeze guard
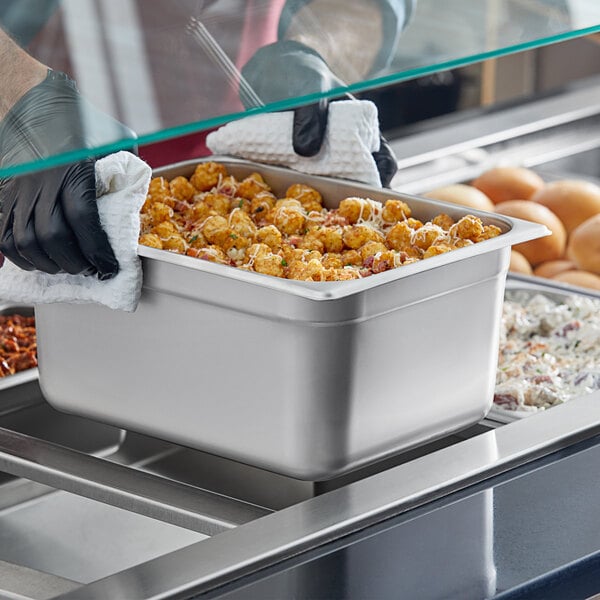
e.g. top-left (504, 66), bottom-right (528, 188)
top-left (3, 0), bottom-right (600, 177)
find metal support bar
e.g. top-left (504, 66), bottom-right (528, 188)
top-left (0, 427), bottom-right (271, 536)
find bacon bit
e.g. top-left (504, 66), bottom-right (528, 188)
top-left (287, 236), bottom-right (302, 247)
top-left (494, 393), bottom-right (517, 407)
top-left (560, 321), bottom-right (582, 336)
top-left (323, 211), bottom-right (349, 227)
top-left (0, 314), bottom-right (36, 377)
top-left (372, 260), bottom-right (390, 274)
top-left (363, 256), bottom-right (375, 269)
top-left (532, 375), bottom-right (552, 384)
top-left (174, 200), bottom-right (189, 213)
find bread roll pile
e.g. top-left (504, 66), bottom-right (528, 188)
top-left (423, 166), bottom-right (600, 291)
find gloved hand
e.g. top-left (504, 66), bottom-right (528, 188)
top-left (0, 70), bottom-right (136, 278)
top-left (241, 40), bottom-right (398, 187)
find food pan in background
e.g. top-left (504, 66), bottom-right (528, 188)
top-left (489, 275), bottom-right (600, 424)
top-left (35, 159), bottom-right (547, 480)
top-left (0, 305), bottom-right (39, 415)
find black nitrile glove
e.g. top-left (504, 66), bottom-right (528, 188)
top-left (0, 70), bottom-right (136, 278)
top-left (241, 40), bottom-right (398, 187)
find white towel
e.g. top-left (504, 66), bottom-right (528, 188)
top-left (0, 151), bottom-right (151, 312)
top-left (207, 100), bottom-right (386, 187)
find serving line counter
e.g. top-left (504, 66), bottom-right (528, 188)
top-left (1, 78), bottom-right (600, 599)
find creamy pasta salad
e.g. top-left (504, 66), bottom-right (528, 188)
top-left (495, 290), bottom-right (600, 412)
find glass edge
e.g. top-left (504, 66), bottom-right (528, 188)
top-left (1, 25), bottom-right (599, 178)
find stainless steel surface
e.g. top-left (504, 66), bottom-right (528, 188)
top-left (0, 560), bottom-right (79, 600)
top-left (55, 390), bottom-right (600, 599)
top-left (35, 159), bottom-right (546, 480)
top-left (0, 426), bottom-right (271, 536)
top-left (0, 489), bottom-right (206, 586)
top-left (390, 77), bottom-right (600, 193)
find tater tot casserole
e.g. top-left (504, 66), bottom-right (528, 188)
top-left (139, 162), bottom-right (503, 281)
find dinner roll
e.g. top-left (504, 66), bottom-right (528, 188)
top-left (531, 180), bottom-right (600, 234)
top-left (552, 270), bottom-right (600, 291)
top-left (533, 259), bottom-right (576, 279)
top-left (471, 167), bottom-right (545, 204)
top-left (495, 200), bottom-right (566, 266)
top-left (566, 214), bottom-right (600, 274)
top-left (509, 250), bottom-right (533, 275)
top-left (423, 184), bottom-right (495, 212)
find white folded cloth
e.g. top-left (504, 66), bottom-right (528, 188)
top-left (0, 151), bottom-right (151, 312)
top-left (206, 100), bottom-right (386, 187)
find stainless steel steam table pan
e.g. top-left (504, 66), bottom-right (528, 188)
top-left (489, 274), bottom-right (600, 423)
top-left (35, 158), bottom-right (547, 480)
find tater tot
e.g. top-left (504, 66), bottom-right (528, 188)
top-left (333, 268), bottom-right (361, 281)
top-left (147, 177), bottom-right (172, 203)
top-left (254, 253), bottom-right (285, 277)
top-left (476, 224), bottom-right (502, 241)
top-left (237, 173), bottom-right (271, 200)
top-left (341, 249), bottom-right (362, 266)
top-left (343, 225), bottom-right (384, 249)
top-left (151, 221), bottom-right (179, 239)
top-left (359, 241), bottom-right (388, 261)
top-left (286, 184), bottom-right (323, 213)
top-left (424, 244), bottom-right (453, 258)
top-left (449, 238), bottom-right (474, 249)
top-left (201, 215), bottom-right (230, 246)
top-left (245, 243), bottom-right (272, 263)
top-left (250, 191), bottom-right (277, 216)
top-left (190, 162), bottom-right (228, 192)
top-left (406, 218), bottom-right (424, 229)
top-left (287, 258), bottom-right (325, 281)
top-left (255, 225), bottom-right (283, 250)
top-left (139, 233), bottom-right (163, 249)
top-left (272, 201), bottom-right (306, 235)
top-left (281, 245), bottom-right (306, 264)
top-left (162, 234), bottom-right (187, 253)
top-left (382, 199), bottom-right (411, 223)
top-left (322, 254), bottom-right (343, 269)
top-left (186, 200), bottom-right (212, 223)
top-left (338, 198), bottom-right (380, 224)
top-left (321, 227), bottom-right (344, 253)
top-left (412, 224), bottom-right (445, 250)
top-left (222, 230), bottom-right (252, 254)
top-left (203, 192), bottom-right (231, 216)
top-left (169, 176), bottom-right (196, 201)
top-left (432, 214), bottom-right (454, 230)
top-left (186, 231), bottom-right (208, 249)
top-left (228, 209), bottom-right (257, 238)
top-left (297, 230), bottom-right (325, 253)
top-left (449, 215), bottom-right (485, 241)
top-left (186, 245), bottom-right (229, 264)
top-left (149, 202), bottom-right (173, 225)
top-left (385, 222), bottom-right (413, 250)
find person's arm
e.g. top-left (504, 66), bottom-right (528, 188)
top-left (0, 28), bottom-right (46, 119)
top-left (0, 28), bottom-right (135, 277)
top-left (279, 0), bottom-right (414, 82)
top-left (241, 0), bottom-right (415, 186)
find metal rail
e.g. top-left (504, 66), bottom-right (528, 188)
top-left (0, 427), bottom-right (271, 537)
